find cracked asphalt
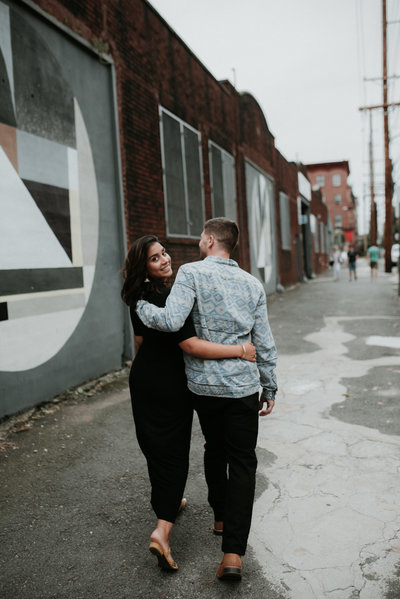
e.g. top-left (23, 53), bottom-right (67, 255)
top-left (1, 258), bottom-right (399, 598)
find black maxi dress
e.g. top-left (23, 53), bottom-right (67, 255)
top-left (129, 286), bottom-right (196, 523)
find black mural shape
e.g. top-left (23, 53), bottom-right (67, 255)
top-left (0, 303), bottom-right (8, 322)
top-left (10, 9), bottom-right (76, 147)
top-left (0, 268), bottom-right (84, 295)
top-left (0, 48), bottom-right (16, 127)
top-left (23, 179), bottom-right (72, 261)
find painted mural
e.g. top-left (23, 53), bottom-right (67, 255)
top-left (245, 161), bottom-right (276, 294)
top-left (0, 2), bottom-right (99, 372)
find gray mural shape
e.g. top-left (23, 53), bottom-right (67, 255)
top-left (11, 9), bottom-right (76, 147)
top-left (0, 46), bottom-right (16, 126)
top-left (0, 1), bottom-right (98, 372)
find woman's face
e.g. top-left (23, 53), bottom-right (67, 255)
top-left (146, 242), bottom-right (172, 280)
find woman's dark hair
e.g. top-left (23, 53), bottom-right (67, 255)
top-left (121, 235), bottom-right (164, 307)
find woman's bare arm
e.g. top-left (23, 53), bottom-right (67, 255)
top-left (134, 335), bottom-right (143, 354)
top-left (179, 338), bottom-right (256, 361)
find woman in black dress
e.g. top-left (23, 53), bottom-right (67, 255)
top-left (121, 235), bottom-right (256, 572)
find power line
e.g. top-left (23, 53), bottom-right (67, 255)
top-left (359, 101), bottom-right (400, 111)
top-left (364, 75), bottom-right (400, 81)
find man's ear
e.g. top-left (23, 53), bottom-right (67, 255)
top-left (208, 234), bottom-right (215, 248)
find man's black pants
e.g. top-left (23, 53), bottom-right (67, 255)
top-left (193, 392), bottom-right (259, 556)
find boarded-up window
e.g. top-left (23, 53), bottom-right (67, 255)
top-left (160, 108), bottom-right (204, 237)
top-left (209, 142), bottom-right (236, 221)
top-left (319, 222), bottom-right (325, 253)
top-left (310, 214), bottom-right (319, 252)
top-left (279, 192), bottom-right (291, 250)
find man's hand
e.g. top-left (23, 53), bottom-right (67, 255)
top-left (259, 396), bottom-right (275, 416)
top-left (242, 342), bottom-right (256, 362)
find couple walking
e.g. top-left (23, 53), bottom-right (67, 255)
top-left (121, 218), bottom-right (277, 581)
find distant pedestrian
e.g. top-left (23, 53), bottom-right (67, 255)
top-left (340, 244), bottom-right (348, 266)
top-left (367, 244), bottom-right (380, 281)
top-left (347, 244), bottom-right (358, 281)
top-left (332, 245), bottom-right (341, 281)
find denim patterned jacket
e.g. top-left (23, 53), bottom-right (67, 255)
top-left (136, 256), bottom-right (278, 399)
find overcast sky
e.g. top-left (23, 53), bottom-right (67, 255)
top-left (149, 0), bottom-right (400, 236)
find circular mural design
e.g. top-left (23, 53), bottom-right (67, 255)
top-left (0, 2), bottom-right (99, 371)
top-left (248, 166), bottom-right (273, 285)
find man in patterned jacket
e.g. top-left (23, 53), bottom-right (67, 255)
top-left (136, 217), bottom-right (277, 581)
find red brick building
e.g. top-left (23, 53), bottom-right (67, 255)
top-left (306, 161), bottom-right (357, 245)
top-left (26, 0), bottom-right (331, 287)
top-left (0, 0), bottom-right (330, 414)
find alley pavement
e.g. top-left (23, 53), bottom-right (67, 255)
top-left (1, 258), bottom-right (399, 599)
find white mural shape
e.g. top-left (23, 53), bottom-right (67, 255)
top-left (245, 162), bottom-right (275, 288)
top-left (0, 147), bottom-right (71, 269)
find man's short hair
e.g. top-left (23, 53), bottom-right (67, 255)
top-left (204, 217), bottom-right (239, 254)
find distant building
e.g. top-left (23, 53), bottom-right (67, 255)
top-left (306, 161), bottom-right (357, 246)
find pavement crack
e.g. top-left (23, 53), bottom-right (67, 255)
top-left (326, 585), bottom-right (358, 595)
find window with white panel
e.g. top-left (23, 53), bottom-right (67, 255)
top-left (310, 214), bottom-right (319, 252)
top-left (279, 191), bottom-right (291, 250)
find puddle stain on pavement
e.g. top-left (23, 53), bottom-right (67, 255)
top-left (251, 315), bottom-right (400, 598)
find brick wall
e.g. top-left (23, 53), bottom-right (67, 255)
top-left (310, 189), bottom-right (329, 274)
top-left (31, 0), bottom-right (326, 288)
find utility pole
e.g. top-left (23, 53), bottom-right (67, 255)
top-left (369, 112), bottom-right (377, 244)
top-left (382, 0), bottom-right (392, 272)
top-left (359, 0), bottom-right (398, 269)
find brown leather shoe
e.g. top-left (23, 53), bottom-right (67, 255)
top-left (216, 553), bottom-right (242, 581)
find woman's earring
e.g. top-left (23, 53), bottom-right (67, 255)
top-left (144, 274), bottom-right (150, 283)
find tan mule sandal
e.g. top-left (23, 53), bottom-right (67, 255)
top-left (149, 541), bottom-right (178, 571)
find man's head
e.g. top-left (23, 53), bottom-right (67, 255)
top-left (199, 218), bottom-right (239, 258)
